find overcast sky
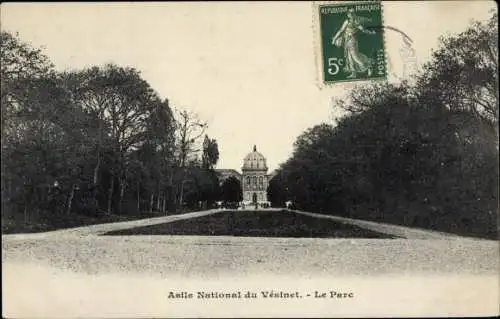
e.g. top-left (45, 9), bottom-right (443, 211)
top-left (1, 1), bottom-right (496, 172)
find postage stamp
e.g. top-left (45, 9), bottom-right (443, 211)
top-left (317, 1), bottom-right (387, 85)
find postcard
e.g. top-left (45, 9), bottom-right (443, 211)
top-left (1, 1), bottom-right (498, 318)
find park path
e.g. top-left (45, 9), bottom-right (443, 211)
top-left (292, 210), bottom-right (471, 240)
top-left (2, 209), bottom-right (225, 239)
top-left (3, 208), bottom-right (499, 318)
top-left (3, 208), bottom-right (498, 277)
top-left (2, 208), bottom-right (498, 278)
top-left (2, 208), bottom-right (492, 241)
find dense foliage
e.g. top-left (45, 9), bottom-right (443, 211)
top-left (1, 31), bottom-right (222, 232)
top-left (274, 13), bottom-right (498, 239)
top-left (220, 176), bottom-right (243, 204)
top-left (266, 173), bottom-right (288, 208)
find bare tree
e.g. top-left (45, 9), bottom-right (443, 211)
top-left (173, 109), bottom-right (207, 210)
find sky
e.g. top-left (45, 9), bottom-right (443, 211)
top-left (1, 1), bottom-right (496, 172)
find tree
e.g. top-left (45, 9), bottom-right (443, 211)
top-left (181, 166), bottom-right (220, 210)
top-left (0, 32), bottom-right (88, 224)
top-left (417, 12), bottom-right (498, 135)
top-left (220, 176), bottom-right (243, 203)
top-left (1, 31), bottom-right (56, 222)
top-left (64, 64), bottom-right (164, 214)
top-left (202, 135), bottom-right (219, 170)
top-left (197, 169), bottom-right (220, 208)
top-left (1, 31), bottom-right (54, 144)
top-left (173, 109), bottom-right (207, 209)
top-left (276, 13), bottom-right (498, 238)
top-left (266, 174), bottom-right (287, 208)
top-left (0, 31), bottom-right (206, 232)
top-left (146, 98), bottom-right (176, 215)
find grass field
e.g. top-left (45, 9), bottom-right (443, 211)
top-left (104, 209), bottom-right (397, 238)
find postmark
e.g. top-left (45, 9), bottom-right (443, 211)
top-left (388, 26), bottom-right (419, 80)
top-left (316, 1), bottom-right (387, 85)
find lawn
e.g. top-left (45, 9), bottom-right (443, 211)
top-left (104, 210), bottom-right (397, 238)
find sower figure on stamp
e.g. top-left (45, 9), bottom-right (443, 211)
top-left (331, 8), bottom-right (376, 79)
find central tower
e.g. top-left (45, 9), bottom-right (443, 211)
top-left (241, 145), bottom-right (269, 205)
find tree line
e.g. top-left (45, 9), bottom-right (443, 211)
top-left (0, 31), bottom-right (224, 231)
top-left (268, 13), bottom-right (498, 239)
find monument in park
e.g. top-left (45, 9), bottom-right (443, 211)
top-left (215, 145), bottom-right (275, 207)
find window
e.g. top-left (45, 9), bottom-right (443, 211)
top-left (252, 176), bottom-right (257, 185)
top-left (246, 176), bottom-right (250, 185)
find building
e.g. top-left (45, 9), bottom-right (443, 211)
top-left (241, 145), bottom-right (270, 205)
top-left (215, 145), bottom-right (273, 206)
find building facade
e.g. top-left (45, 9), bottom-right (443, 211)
top-left (241, 145), bottom-right (269, 205)
top-left (214, 145), bottom-right (274, 206)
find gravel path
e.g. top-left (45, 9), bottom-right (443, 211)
top-left (3, 234), bottom-right (499, 278)
top-left (4, 209), bottom-right (223, 239)
top-left (293, 210), bottom-right (476, 240)
top-left (3, 209), bottom-right (498, 278)
top-left (3, 209), bottom-right (499, 318)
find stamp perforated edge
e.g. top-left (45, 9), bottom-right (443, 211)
top-left (311, 0), bottom-right (388, 90)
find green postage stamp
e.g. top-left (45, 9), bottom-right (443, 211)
top-left (317, 1), bottom-right (387, 85)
